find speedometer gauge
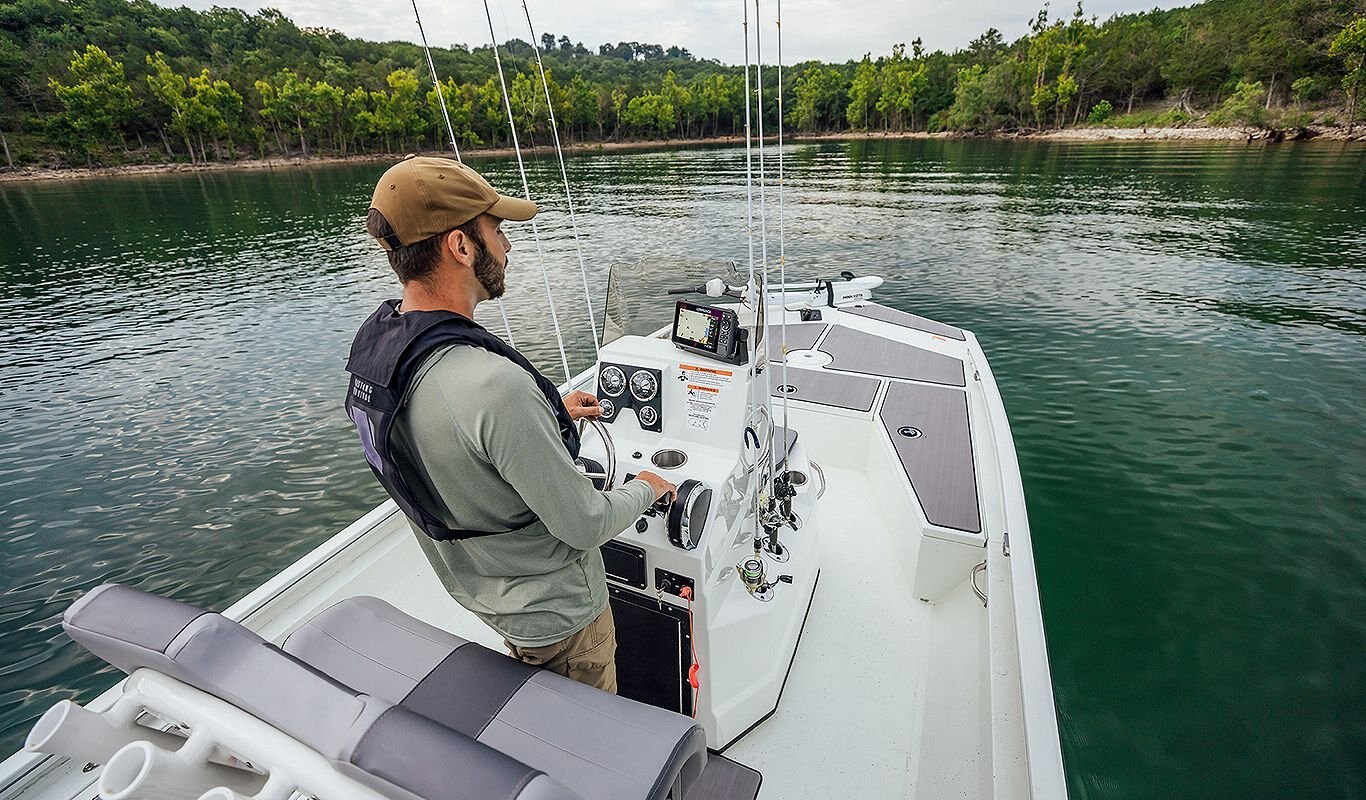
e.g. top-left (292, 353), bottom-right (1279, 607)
top-left (629, 369), bottom-right (658, 402)
top-left (599, 365), bottom-right (626, 396)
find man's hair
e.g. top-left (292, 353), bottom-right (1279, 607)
top-left (367, 209), bottom-right (485, 285)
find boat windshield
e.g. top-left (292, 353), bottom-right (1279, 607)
top-left (603, 259), bottom-right (746, 344)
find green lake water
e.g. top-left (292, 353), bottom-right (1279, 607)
top-left (1, 139), bottom-right (1363, 797)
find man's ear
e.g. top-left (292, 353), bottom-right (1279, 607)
top-left (443, 228), bottom-right (471, 267)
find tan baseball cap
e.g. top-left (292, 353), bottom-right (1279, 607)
top-left (368, 155), bottom-right (537, 251)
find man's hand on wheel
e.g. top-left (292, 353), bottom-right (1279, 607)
top-left (635, 471), bottom-right (676, 503)
top-left (563, 390), bottom-right (603, 421)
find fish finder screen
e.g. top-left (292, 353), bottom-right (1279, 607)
top-left (675, 305), bottom-right (718, 351)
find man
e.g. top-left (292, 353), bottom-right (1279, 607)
top-left (344, 155), bottom-right (674, 693)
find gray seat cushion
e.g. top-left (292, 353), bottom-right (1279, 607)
top-left (61, 584), bottom-right (578, 800)
top-left (285, 596), bottom-right (708, 800)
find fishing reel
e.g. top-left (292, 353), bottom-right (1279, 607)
top-left (755, 468), bottom-right (801, 561)
top-left (737, 542), bottom-right (794, 603)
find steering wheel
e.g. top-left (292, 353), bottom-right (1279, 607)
top-left (574, 417), bottom-right (617, 491)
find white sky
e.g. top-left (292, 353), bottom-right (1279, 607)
top-left (162, 0), bottom-right (1194, 65)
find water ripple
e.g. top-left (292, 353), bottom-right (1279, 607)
top-left (1, 142), bottom-right (1364, 798)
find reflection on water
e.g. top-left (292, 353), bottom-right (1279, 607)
top-left (2, 140), bottom-right (1364, 798)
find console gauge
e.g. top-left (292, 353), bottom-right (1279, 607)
top-left (638, 406), bottom-right (659, 427)
top-left (599, 365), bottom-right (626, 396)
top-left (629, 369), bottom-right (659, 402)
top-left (598, 398), bottom-right (616, 419)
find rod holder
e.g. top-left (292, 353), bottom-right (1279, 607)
top-left (25, 699), bottom-right (185, 765)
top-left (196, 788), bottom-right (248, 800)
top-left (98, 741), bottom-right (267, 800)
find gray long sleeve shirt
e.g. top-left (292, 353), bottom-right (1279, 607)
top-left (392, 343), bottom-right (655, 647)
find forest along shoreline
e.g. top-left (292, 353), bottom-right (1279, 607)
top-left (4, 126), bottom-right (1363, 184)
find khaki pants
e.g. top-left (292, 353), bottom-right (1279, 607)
top-left (506, 604), bottom-right (618, 694)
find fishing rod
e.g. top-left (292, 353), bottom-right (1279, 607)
top-left (481, 0), bottom-right (573, 385)
top-left (409, 0), bottom-right (520, 345)
top-left (520, 0), bottom-right (602, 358)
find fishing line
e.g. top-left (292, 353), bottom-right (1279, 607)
top-left (741, 0), bottom-right (767, 543)
top-left (410, 0), bottom-right (460, 159)
top-left (521, 0), bottom-right (601, 356)
top-left (483, 0), bottom-right (573, 384)
top-left (754, 0), bottom-right (775, 476)
top-left (776, 0), bottom-right (790, 445)
top-left (409, 0), bottom-right (517, 345)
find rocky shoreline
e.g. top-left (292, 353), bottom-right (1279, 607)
top-left (2, 126), bottom-right (1361, 183)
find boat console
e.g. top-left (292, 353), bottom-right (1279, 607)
top-left (580, 301), bottom-right (822, 749)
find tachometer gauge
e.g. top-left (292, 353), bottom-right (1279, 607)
top-left (629, 369), bottom-right (659, 402)
top-left (599, 365), bottom-right (626, 396)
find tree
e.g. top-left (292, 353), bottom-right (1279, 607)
top-left (313, 80), bottom-right (345, 152)
top-left (276, 68), bottom-right (316, 155)
top-left (1102, 16), bottom-right (1162, 113)
top-left (968, 28), bottom-right (1006, 68)
top-left (426, 78), bottom-right (477, 149)
top-left (792, 66), bottom-right (849, 131)
top-left (659, 70), bottom-right (692, 136)
top-left (846, 55), bottom-right (880, 129)
top-left (508, 70), bottom-right (545, 140)
top-left (622, 91), bottom-right (674, 136)
top-left (1330, 17), bottom-right (1366, 131)
top-left (1162, 19), bottom-right (1232, 112)
top-left (48, 45), bottom-right (135, 162)
top-left (375, 69), bottom-right (424, 152)
top-left (188, 68), bottom-right (242, 159)
top-left (1208, 80), bottom-right (1267, 128)
top-left (942, 65), bottom-right (993, 132)
top-left (876, 43), bottom-right (928, 131)
top-left (145, 52), bottom-right (196, 161)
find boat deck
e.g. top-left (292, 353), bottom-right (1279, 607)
top-left (240, 460), bottom-right (990, 800)
top-left (0, 301), bottom-right (1062, 800)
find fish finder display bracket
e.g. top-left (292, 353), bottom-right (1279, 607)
top-left (671, 301), bottom-right (748, 366)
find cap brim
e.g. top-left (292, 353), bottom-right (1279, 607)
top-left (488, 194), bottom-right (537, 222)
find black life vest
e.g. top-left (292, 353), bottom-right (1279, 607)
top-left (344, 299), bottom-right (581, 541)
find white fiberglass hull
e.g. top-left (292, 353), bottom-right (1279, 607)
top-left (0, 300), bottom-right (1064, 800)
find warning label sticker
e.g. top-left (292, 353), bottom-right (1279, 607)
top-left (678, 363), bottom-right (732, 431)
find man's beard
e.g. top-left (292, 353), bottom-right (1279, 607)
top-left (467, 227), bottom-right (506, 299)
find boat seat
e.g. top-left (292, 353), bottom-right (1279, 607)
top-left (283, 596), bottom-right (708, 800)
top-left (61, 584), bottom-right (579, 800)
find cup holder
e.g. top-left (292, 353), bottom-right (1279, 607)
top-left (786, 470), bottom-right (808, 487)
top-left (651, 449), bottom-right (688, 470)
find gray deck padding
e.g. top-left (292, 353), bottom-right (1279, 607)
top-left (843, 303), bottom-right (966, 341)
top-left (878, 382), bottom-right (982, 534)
top-left (770, 366), bottom-right (881, 412)
top-left (767, 323), bottom-right (827, 361)
top-left (685, 752), bottom-right (762, 800)
top-left (818, 326), bottom-right (966, 387)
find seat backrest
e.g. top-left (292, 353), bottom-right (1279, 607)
top-left (63, 584), bottom-right (580, 800)
top-left (285, 595), bottom-right (708, 800)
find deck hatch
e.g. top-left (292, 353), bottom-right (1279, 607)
top-left (818, 326), bottom-right (966, 387)
top-left (767, 323), bottom-right (827, 360)
top-left (879, 382), bottom-right (982, 533)
top-left (844, 302), bottom-right (966, 341)
top-left (767, 366), bottom-right (880, 412)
